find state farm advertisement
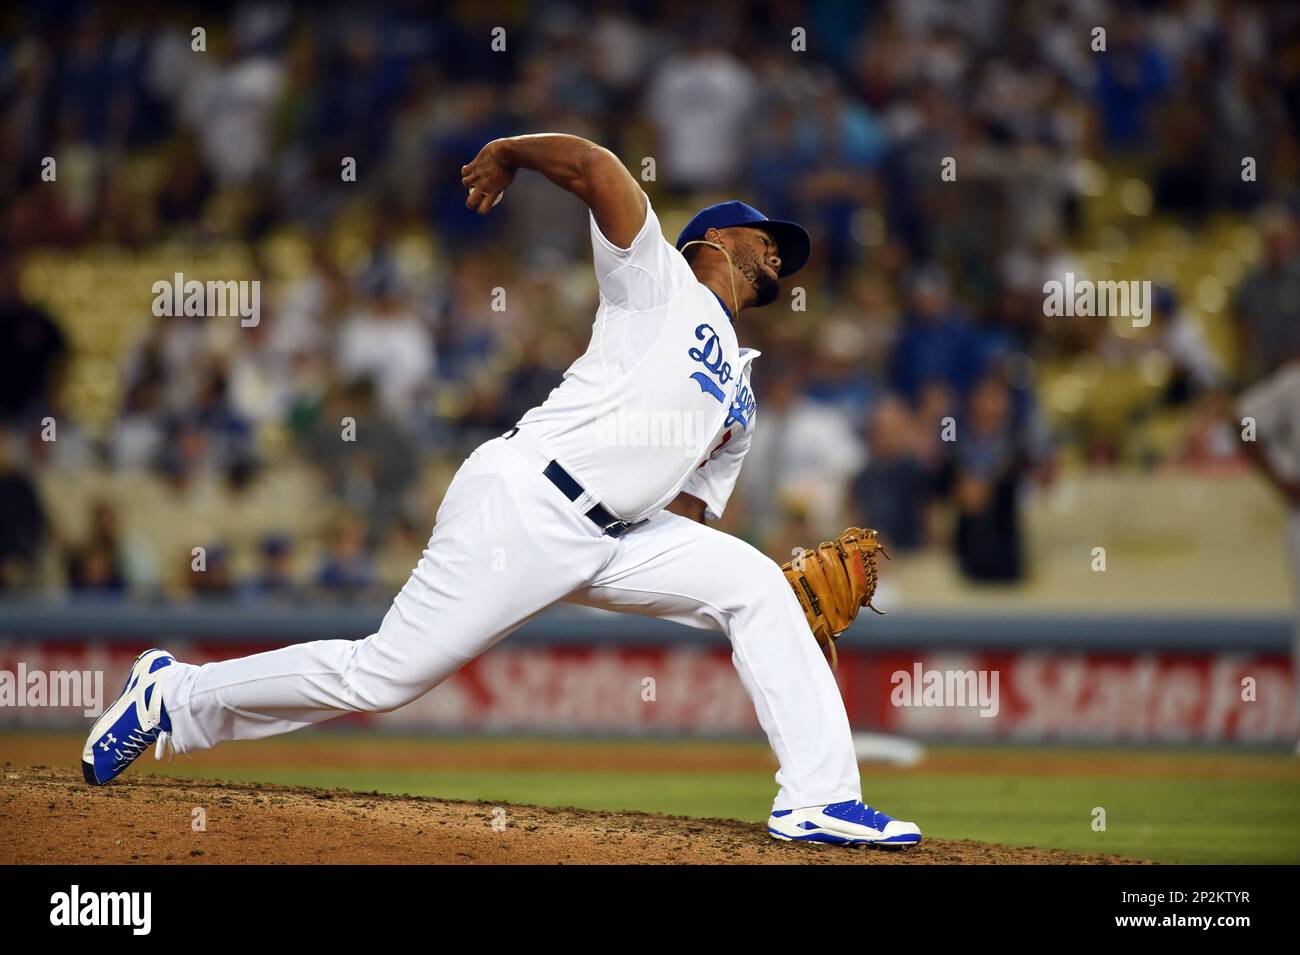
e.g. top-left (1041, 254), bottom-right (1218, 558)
top-left (1, 640), bottom-right (1295, 743)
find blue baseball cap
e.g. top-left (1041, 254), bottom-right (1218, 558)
top-left (675, 201), bottom-right (811, 276)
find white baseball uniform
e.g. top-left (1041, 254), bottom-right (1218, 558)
top-left (161, 197), bottom-right (862, 811)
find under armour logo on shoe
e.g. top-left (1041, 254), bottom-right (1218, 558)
top-left (100, 733), bottom-right (117, 751)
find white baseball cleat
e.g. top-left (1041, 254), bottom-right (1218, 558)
top-left (768, 800), bottom-right (922, 847)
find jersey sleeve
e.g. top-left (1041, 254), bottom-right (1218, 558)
top-left (679, 423), bottom-right (754, 522)
top-left (589, 195), bottom-right (695, 312)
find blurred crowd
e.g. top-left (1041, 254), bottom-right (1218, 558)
top-left (2, 0), bottom-right (1299, 600)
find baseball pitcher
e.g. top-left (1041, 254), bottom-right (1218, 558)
top-left (82, 134), bottom-right (920, 847)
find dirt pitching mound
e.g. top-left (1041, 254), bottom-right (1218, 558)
top-left (1, 766), bottom-right (1142, 864)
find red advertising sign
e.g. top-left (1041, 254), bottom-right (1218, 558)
top-left (1, 641), bottom-right (1295, 742)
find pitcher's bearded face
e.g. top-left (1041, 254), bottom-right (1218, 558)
top-left (745, 255), bottom-right (781, 306)
top-left (729, 228), bottom-right (782, 307)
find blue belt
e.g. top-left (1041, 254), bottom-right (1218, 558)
top-left (505, 427), bottom-right (643, 538)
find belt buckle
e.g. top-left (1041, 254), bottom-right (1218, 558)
top-left (602, 519), bottom-right (631, 537)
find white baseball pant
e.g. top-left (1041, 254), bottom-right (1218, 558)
top-left (162, 432), bottom-right (862, 810)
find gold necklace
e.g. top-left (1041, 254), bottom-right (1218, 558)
top-left (680, 240), bottom-right (740, 319)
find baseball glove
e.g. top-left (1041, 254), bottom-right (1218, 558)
top-left (780, 527), bottom-right (889, 669)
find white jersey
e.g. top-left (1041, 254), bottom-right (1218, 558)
top-left (516, 195), bottom-right (758, 522)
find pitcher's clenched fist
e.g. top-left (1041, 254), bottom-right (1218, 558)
top-left (459, 134), bottom-right (646, 243)
top-left (461, 139), bottom-right (516, 214)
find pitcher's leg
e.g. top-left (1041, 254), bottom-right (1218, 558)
top-left (567, 512), bottom-right (861, 811)
top-left (165, 440), bottom-right (610, 754)
top-left (163, 602), bottom-right (477, 753)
